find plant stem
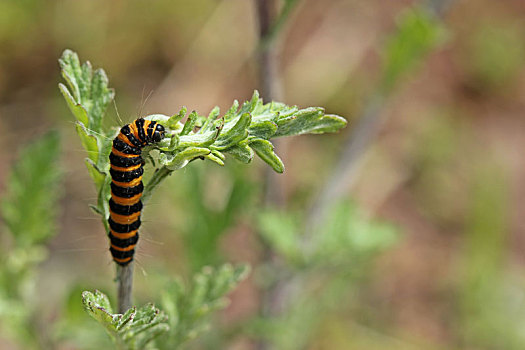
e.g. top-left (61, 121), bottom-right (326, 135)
top-left (304, 94), bottom-right (384, 244)
top-left (258, 0), bottom-right (301, 51)
top-left (304, 0), bottom-right (454, 242)
top-left (117, 263), bottom-right (134, 313)
top-left (254, 1), bottom-right (297, 349)
top-left (115, 166), bottom-right (172, 314)
top-left (256, 0), bottom-right (288, 207)
top-left (116, 166), bottom-right (173, 313)
top-left (256, 0), bottom-right (282, 102)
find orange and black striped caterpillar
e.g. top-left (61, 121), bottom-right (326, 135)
top-left (108, 118), bottom-right (166, 265)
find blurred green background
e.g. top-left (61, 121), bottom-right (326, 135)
top-left (1, 0), bottom-right (525, 349)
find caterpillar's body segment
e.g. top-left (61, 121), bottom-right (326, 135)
top-left (108, 118), bottom-right (165, 265)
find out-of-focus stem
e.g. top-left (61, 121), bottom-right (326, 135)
top-left (304, 94), bottom-right (384, 244)
top-left (256, 0), bottom-right (282, 102)
top-left (304, 0), bottom-right (454, 242)
top-left (115, 166), bottom-right (169, 313)
top-left (258, 0), bottom-right (301, 51)
top-left (254, 2), bottom-right (296, 350)
top-left (427, 0), bottom-right (454, 16)
top-left (115, 165), bottom-right (171, 314)
top-left (117, 263), bottom-right (134, 313)
top-left (256, 0), bottom-right (287, 207)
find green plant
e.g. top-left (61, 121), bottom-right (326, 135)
top-left (80, 264), bottom-right (248, 350)
top-left (253, 201), bottom-right (398, 349)
top-left (0, 132), bottom-right (62, 349)
top-left (380, 6), bottom-right (446, 94)
top-left (58, 49), bottom-right (347, 349)
top-left (253, 6), bottom-right (446, 349)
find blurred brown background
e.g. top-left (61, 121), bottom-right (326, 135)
top-left (1, 0), bottom-right (525, 349)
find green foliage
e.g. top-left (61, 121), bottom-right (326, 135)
top-left (82, 290), bottom-right (169, 350)
top-left (258, 201), bottom-right (398, 268)
top-left (58, 48), bottom-right (346, 238)
top-left (380, 6), bottom-right (446, 93)
top-left (54, 285), bottom-right (115, 349)
top-left (80, 264), bottom-right (248, 350)
top-left (59, 49), bottom-right (115, 230)
top-left (258, 0), bottom-right (301, 49)
top-left (254, 201), bottom-right (398, 349)
top-left (2, 132), bottom-right (61, 247)
top-left (0, 132), bottom-right (62, 348)
top-left (59, 49), bottom-right (115, 132)
top-left (258, 210), bottom-right (302, 264)
top-left (58, 49), bottom-right (346, 349)
top-left (159, 264), bottom-right (250, 349)
top-left (178, 164), bottom-right (255, 270)
top-left (153, 91), bottom-right (346, 175)
top-left (312, 201), bottom-right (398, 265)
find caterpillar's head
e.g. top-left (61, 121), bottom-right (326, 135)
top-left (152, 123), bottom-right (165, 143)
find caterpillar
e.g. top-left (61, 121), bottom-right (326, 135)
top-left (108, 118), bottom-right (165, 266)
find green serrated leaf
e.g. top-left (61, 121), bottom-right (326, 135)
top-left (1, 131), bottom-right (61, 246)
top-left (82, 291), bottom-right (116, 331)
top-left (159, 264), bottom-right (250, 349)
top-left (76, 122), bottom-right (99, 162)
top-left (96, 134), bottom-right (114, 174)
top-left (249, 139), bottom-right (284, 173)
top-left (116, 308), bottom-right (136, 332)
top-left (165, 147), bottom-right (210, 171)
top-left (59, 49), bottom-right (114, 134)
top-left (213, 113), bottom-right (251, 150)
top-left (166, 107), bottom-right (187, 130)
top-left (90, 68), bottom-right (115, 132)
top-left (274, 107), bottom-right (347, 137)
top-left (82, 291), bottom-right (169, 350)
top-left (248, 120), bottom-right (278, 139)
top-left (179, 128), bottom-right (219, 148)
top-left (59, 83), bottom-right (89, 125)
top-left (239, 90), bottom-right (261, 115)
top-left (98, 175), bottom-right (112, 232)
top-left (59, 49), bottom-right (82, 100)
top-left (210, 150), bottom-right (225, 161)
top-left (226, 141), bottom-right (254, 164)
top-left (201, 106), bottom-right (220, 132)
top-left (85, 158), bottom-right (106, 188)
top-left (82, 290), bottom-right (169, 349)
top-left (180, 111), bottom-right (198, 136)
top-left (308, 114), bottom-right (348, 134)
top-left (205, 152), bottom-right (225, 166)
top-left (224, 100), bottom-right (239, 121)
top-left (83, 290), bottom-right (113, 313)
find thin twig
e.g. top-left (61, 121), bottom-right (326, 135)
top-left (304, 0), bottom-right (455, 240)
top-left (116, 165), bottom-right (171, 314)
top-left (258, 0), bottom-right (301, 51)
top-left (426, 0), bottom-right (454, 17)
top-left (257, 1), bottom-right (453, 348)
top-left (304, 94), bottom-right (384, 244)
top-left (256, 0), bottom-right (288, 207)
top-left (256, 0), bottom-right (282, 102)
top-left (117, 263), bottom-right (134, 313)
top-left (254, 1), bottom-right (298, 350)
top-left (116, 163), bottom-right (175, 312)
